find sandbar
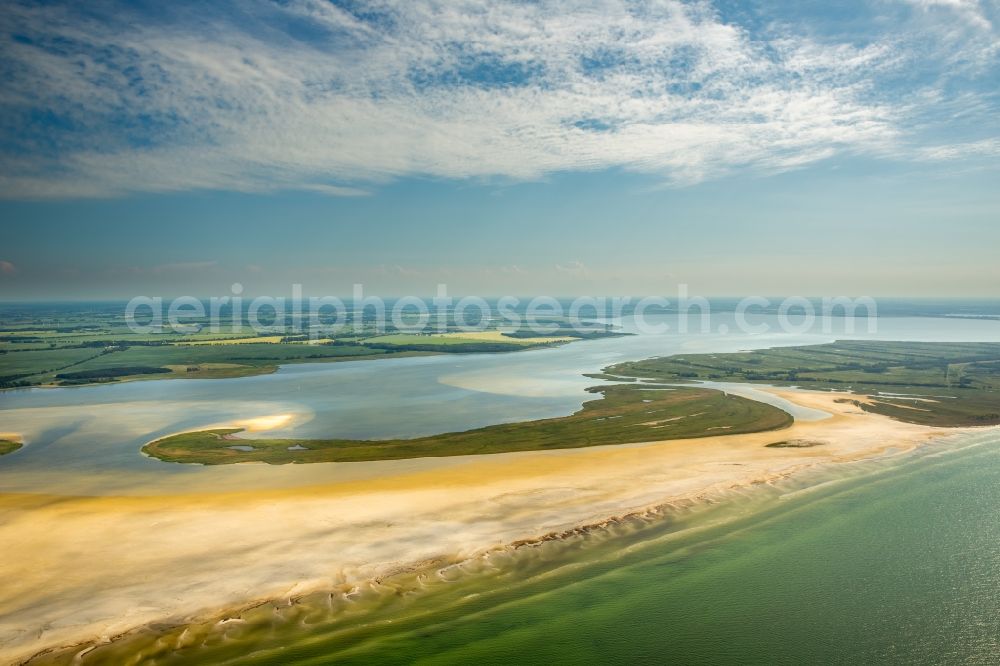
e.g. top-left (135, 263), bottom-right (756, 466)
top-left (0, 388), bottom-right (975, 663)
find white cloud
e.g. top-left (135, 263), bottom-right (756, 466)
top-left (901, 0), bottom-right (993, 30)
top-left (0, 0), bottom-right (996, 199)
top-left (916, 137), bottom-right (1000, 160)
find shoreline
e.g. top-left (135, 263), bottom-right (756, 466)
top-left (2, 331), bottom-right (606, 393)
top-left (141, 385), bottom-right (793, 465)
top-left (0, 350), bottom-right (440, 393)
top-left (0, 388), bottom-right (982, 664)
top-left (24, 456), bottom-right (886, 664)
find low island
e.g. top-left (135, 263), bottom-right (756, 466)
top-left (143, 341), bottom-right (1000, 466)
top-left (144, 385), bottom-right (793, 464)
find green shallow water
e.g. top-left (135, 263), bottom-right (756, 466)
top-left (60, 431), bottom-right (1000, 665)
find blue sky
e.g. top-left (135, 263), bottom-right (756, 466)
top-left (0, 0), bottom-right (998, 298)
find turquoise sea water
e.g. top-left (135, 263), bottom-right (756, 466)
top-left (63, 429), bottom-right (1000, 665)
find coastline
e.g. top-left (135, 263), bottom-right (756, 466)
top-left (0, 349), bottom-right (442, 393)
top-left (2, 332), bottom-right (604, 393)
top-left (0, 388), bottom-right (977, 664)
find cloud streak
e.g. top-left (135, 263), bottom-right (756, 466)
top-left (0, 0), bottom-right (997, 199)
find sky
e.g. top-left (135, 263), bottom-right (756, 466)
top-left (0, 0), bottom-right (998, 299)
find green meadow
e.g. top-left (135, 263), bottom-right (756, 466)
top-left (0, 306), bottom-right (614, 387)
top-left (0, 440), bottom-right (22, 456)
top-left (143, 384), bottom-right (792, 464)
top-left (608, 341), bottom-right (1000, 427)
top-left (144, 340), bottom-right (1000, 464)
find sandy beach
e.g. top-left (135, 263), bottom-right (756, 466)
top-left (0, 388), bottom-right (965, 663)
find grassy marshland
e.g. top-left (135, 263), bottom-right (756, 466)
top-left (143, 385), bottom-right (792, 464)
top-left (608, 341), bottom-right (1000, 427)
top-left (0, 440), bottom-right (22, 456)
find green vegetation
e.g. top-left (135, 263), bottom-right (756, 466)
top-left (361, 333), bottom-right (536, 346)
top-left (765, 440), bottom-right (825, 448)
top-left (0, 335), bottom-right (594, 388)
top-left (361, 333), bottom-right (546, 353)
top-left (0, 343), bottom-right (401, 387)
top-left (502, 327), bottom-right (624, 341)
top-left (0, 439), bottom-right (22, 456)
top-left (56, 366), bottom-right (171, 381)
top-left (0, 304), bottom-right (625, 388)
top-left (0, 347), bottom-right (105, 384)
top-left (608, 341), bottom-right (1000, 427)
top-left (143, 384), bottom-right (792, 464)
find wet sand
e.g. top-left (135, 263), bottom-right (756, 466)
top-left (0, 389), bottom-right (961, 663)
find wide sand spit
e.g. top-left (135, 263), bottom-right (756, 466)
top-left (0, 387), bottom-right (984, 663)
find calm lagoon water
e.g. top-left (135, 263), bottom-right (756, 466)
top-left (0, 313), bottom-right (997, 494)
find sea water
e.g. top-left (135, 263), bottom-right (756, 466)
top-left (47, 428), bottom-right (1000, 665)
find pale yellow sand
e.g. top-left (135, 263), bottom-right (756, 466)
top-left (0, 390), bottom-right (964, 663)
top-left (234, 413), bottom-right (295, 431)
